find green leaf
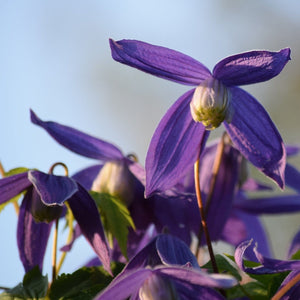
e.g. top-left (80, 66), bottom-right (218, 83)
top-left (0, 167), bottom-right (29, 214)
top-left (48, 263), bottom-right (124, 300)
top-left (90, 192), bottom-right (135, 259)
top-left (0, 266), bottom-right (48, 300)
top-left (201, 254), bottom-right (242, 281)
top-left (291, 249), bottom-right (300, 260)
top-left (227, 281), bottom-right (268, 300)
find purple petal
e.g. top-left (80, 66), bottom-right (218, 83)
top-left (213, 48), bottom-right (291, 86)
top-left (156, 234), bottom-right (200, 269)
top-left (28, 170), bottom-right (78, 206)
top-left (67, 183), bottom-right (111, 274)
top-left (235, 195), bottom-right (300, 215)
top-left (94, 268), bottom-right (152, 300)
top-left (110, 39), bottom-right (211, 86)
top-left (235, 240), bottom-right (300, 274)
top-left (286, 145), bottom-right (300, 157)
top-left (17, 188), bottom-right (52, 272)
top-left (60, 224), bottom-right (81, 252)
top-left (30, 109), bottom-right (124, 161)
top-left (241, 178), bottom-right (272, 192)
top-left (145, 90), bottom-right (209, 197)
top-left (71, 164), bottom-right (103, 190)
top-left (221, 209), bottom-right (272, 260)
top-left (0, 172), bottom-right (31, 205)
top-left (224, 87), bottom-right (286, 188)
top-left (156, 266), bottom-right (237, 289)
top-left (285, 163), bottom-right (300, 193)
top-left (277, 270), bottom-right (300, 299)
top-left (287, 229), bottom-right (300, 259)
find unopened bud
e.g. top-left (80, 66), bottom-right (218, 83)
top-left (139, 273), bottom-right (180, 300)
top-left (91, 160), bottom-right (135, 206)
top-left (190, 77), bottom-right (231, 130)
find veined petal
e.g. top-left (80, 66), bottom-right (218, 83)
top-left (67, 183), bottom-right (111, 274)
top-left (145, 90), bottom-right (209, 197)
top-left (28, 170), bottom-right (78, 206)
top-left (71, 164), bottom-right (103, 190)
top-left (224, 87), bottom-right (286, 188)
top-left (0, 172), bottom-right (31, 205)
top-left (30, 110), bottom-right (124, 161)
top-left (221, 211), bottom-right (272, 260)
top-left (95, 269), bottom-right (152, 300)
top-left (235, 195), bottom-right (300, 214)
top-left (213, 48), bottom-right (291, 86)
top-left (110, 39), bottom-right (211, 85)
top-left (235, 240), bottom-right (300, 274)
top-left (17, 188), bottom-right (52, 272)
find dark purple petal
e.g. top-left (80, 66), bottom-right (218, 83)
top-left (224, 87), bottom-right (286, 188)
top-left (213, 48), bottom-right (291, 86)
top-left (235, 240), bottom-right (300, 274)
top-left (17, 188), bottom-right (52, 272)
top-left (287, 229), bottom-right (300, 259)
top-left (285, 163), bottom-right (300, 193)
top-left (221, 210), bottom-right (272, 260)
top-left (200, 142), bottom-right (240, 242)
top-left (145, 89), bottom-right (209, 197)
top-left (28, 170), bottom-right (78, 206)
top-left (241, 178), bottom-right (272, 192)
top-left (0, 172), bottom-right (31, 205)
top-left (156, 234), bottom-right (199, 269)
top-left (67, 183), bottom-right (111, 274)
top-left (94, 268), bottom-right (152, 300)
top-left (110, 39), bottom-right (211, 86)
top-left (156, 266), bottom-right (237, 288)
top-left (286, 145), bottom-right (300, 157)
top-left (30, 109), bottom-right (124, 161)
top-left (71, 164), bottom-right (103, 190)
top-left (235, 195), bottom-right (300, 214)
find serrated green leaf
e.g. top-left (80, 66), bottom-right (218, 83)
top-left (201, 254), bottom-right (242, 281)
top-left (90, 192), bottom-right (135, 259)
top-left (0, 266), bottom-right (48, 300)
top-left (48, 263), bottom-right (124, 300)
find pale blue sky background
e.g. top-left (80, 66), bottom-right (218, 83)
top-left (1, 0), bottom-right (300, 287)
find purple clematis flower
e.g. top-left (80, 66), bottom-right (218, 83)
top-left (0, 169), bottom-right (111, 274)
top-left (95, 234), bottom-right (237, 300)
top-left (110, 39), bottom-right (291, 196)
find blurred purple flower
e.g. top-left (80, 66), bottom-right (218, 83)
top-left (0, 169), bottom-right (111, 274)
top-left (110, 39), bottom-right (291, 196)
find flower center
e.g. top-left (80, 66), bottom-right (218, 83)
top-left (190, 77), bottom-right (231, 130)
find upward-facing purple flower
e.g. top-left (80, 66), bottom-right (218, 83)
top-left (110, 39), bottom-right (290, 196)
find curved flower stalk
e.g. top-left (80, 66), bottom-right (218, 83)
top-left (95, 234), bottom-right (237, 300)
top-left (0, 168), bottom-right (111, 274)
top-left (110, 39), bottom-right (291, 196)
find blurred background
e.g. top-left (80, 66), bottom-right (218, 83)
top-left (1, 0), bottom-right (300, 287)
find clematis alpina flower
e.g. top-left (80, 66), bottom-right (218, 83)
top-left (0, 168), bottom-right (111, 274)
top-left (95, 234), bottom-right (237, 300)
top-left (110, 39), bottom-right (291, 196)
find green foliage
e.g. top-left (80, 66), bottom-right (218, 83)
top-left (48, 263), bottom-right (124, 300)
top-left (291, 249), bottom-right (300, 260)
top-left (201, 254), bottom-right (242, 281)
top-left (90, 191), bottom-right (135, 259)
top-left (0, 266), bottom-right (48, 300)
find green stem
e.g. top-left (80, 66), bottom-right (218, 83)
top-left (52, 219), bottom-right (59, 282)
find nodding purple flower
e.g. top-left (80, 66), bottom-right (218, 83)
top-left (110, 39), bottom-right (290, 196)
top-left (0, 167), bottom-right (111, 274)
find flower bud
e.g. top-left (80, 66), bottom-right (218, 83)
top-left (91, 160), bottom-right (135, 206)
top-left (139, 273), bottom-right (180, 300)
top-left (190, 77), bottom-right (231, 130)
top-left (30, 188), bottom-right (63, 223)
